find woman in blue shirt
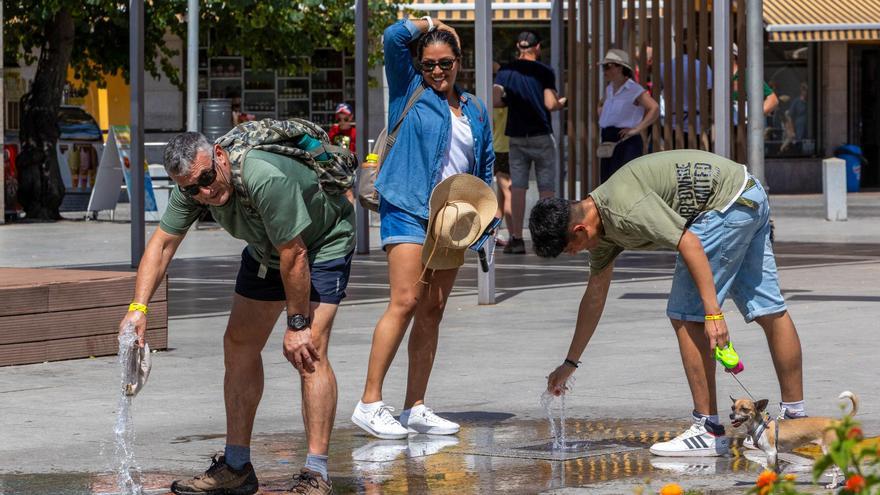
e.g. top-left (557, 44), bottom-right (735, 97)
top-left (351, 17), bottom-right (494, 439)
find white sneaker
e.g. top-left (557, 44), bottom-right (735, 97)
top-left (742, 436), bottom-right (758, 450)
top-left (351, 401), bottom-right (409, 440)
top-left (650, 418), bottom-right (730, 457)
top-left (408, 434), bottom-right (459, 458)
top-left (400, 405), bottom-right (460, 435)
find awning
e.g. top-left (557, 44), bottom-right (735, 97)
top-left (400, 1), bottom-right (552, 22)
top-left (764, 0), bottom-right (880, 42)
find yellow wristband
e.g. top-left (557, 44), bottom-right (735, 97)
top-left (704, 313), bottom-right (724, 321)
top-left (129, 302), bottom-right (148, 314)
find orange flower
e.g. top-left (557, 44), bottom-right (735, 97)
top-left (847, 427), bottom-right (864, 440)
top-left (845, 474), bottom-right (866, 493)
top-left (759, 486), bottom-right (772, 495)
top-left (756, 470), bottom-right (777, 487)
top-left (659, 483), bottom-right (684, 495)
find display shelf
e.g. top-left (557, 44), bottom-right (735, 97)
top-left (200, 47), bottom-right (354, 126)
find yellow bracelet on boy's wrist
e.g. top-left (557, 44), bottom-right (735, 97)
top-left (129, 302), bottom-right (148, 314)
top-left (704, 313), bottom-right (724, 321)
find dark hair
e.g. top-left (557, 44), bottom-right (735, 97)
top-left (622, 66), bottom-right (634, 79)
top-left (529, 197), bottom-right (572, 258)
top-left (517, 31), bottom-right (541, 50)
top-left (416, 29), bottom-right (462, 60)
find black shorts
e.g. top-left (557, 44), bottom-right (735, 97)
top-left (494, 151), bottom-right (510, 176)
top-left (234, 248), bottom-right (354, 304)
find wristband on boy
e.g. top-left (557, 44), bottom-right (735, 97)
top-left (704, 313), bottom-right (724, 321)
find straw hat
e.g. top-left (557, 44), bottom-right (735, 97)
top-left (422, 174), bottom-right (498, 270)
top-left (599, 48), bottom-right (633, 72)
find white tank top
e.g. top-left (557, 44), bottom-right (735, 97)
top-left (598, 78), bottom-right (647, 129)
top-left (440, 108), bottom-right (475, 180)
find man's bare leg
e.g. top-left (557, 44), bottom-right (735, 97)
top-left (671, 319), bottom-right (718, 415)
top-left (755, 311), bottom-right (804, 403)
top-left (300, 301), bottom-right (340, 455)
top-left (224, 294), bottom-right (283, 447)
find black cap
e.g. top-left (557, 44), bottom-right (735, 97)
top-left (517, 31), bottom-right (541, 49)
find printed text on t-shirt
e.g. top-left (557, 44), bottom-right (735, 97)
top-left (676, 161), bottom-right (717, 218)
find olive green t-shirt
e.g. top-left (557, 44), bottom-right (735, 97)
top-left (588, 150), bottom-right (748, 274)
top-left (159, 150), bottom-right (355, 267)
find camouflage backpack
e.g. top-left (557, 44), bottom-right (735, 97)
top-left (215, 118), bottom-right (357, 212)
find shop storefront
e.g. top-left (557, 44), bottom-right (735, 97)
top-left (762, 0), bottom-right (880, 192)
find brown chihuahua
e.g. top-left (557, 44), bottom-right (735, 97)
top-left (729, 391), bottom-right (858, 486)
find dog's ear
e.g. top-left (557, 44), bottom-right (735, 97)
top-left (756, 399), bottom-right (769, 412)
top-left (730, 395), bottom-right (737, 404)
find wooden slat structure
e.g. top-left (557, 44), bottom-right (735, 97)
top-left (0, 268), bottom-right (168, 366)
top-left (565, 0), bottom-right (747, 197)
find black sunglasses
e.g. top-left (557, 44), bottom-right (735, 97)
top-left (178, 151), bottom-right (218, 197)
top-left (420, 58), bottom-right (457, 72)
top-left (602, 63), bottom-right (619, 70)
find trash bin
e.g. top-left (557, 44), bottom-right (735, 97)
top-left (834, 144), bottom-right (866, 192)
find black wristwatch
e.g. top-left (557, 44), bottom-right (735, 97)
top-left (287, 313), bottom-right (310, 331)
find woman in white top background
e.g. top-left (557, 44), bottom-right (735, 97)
top-left (597, 48), bottom-right (659, 182)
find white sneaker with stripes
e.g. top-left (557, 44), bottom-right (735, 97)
top-left (650, 418), bottom-right (730, 457)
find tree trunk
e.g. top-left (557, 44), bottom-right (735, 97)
top-left (17, 9), bottom-right (75, 220)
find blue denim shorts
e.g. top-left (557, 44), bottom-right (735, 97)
top-left (379, 199), bottom-right (428, 248)
top-left (666, 178), bottom-right (787, 323)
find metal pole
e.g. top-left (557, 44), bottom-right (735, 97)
top-left (475, 0), bottom-right (496, 305)
top-left (130, 0), bottom-right (145, 267)
top-left (747, 0), bottom-right (765, 182)
top-left (186, 0), bottom-right (199, 132)
top-left (551, 0), bottom-right (564, 196)
top-left (1, 0), bottom-right (5, 224)
top-left (713, 0), bottom-right (732, 158)
top-left (355, 0), bottom-right (370, 254)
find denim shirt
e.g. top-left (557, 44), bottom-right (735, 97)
top-left (375, 19), bottom-right (495, 220)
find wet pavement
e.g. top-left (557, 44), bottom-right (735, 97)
top-left (0, 418), bottom-right (787, 495)
top-left (2, 195), bottom-right (879, 495)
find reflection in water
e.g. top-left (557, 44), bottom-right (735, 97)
top-left (1, 418), bottom-right (771, 494)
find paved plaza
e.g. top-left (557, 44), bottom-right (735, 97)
top-left (0, 192), bottom-right (878, 494)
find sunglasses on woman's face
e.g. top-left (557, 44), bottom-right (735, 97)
top-left (602, 63), bottom-right (619, 71)
top-left (420, 58), bottom-right (457, 72)
top-left (178, 152), bottom-right (218, 197)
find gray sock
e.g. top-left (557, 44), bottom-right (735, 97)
top-left (224, 444), bottom-right (251, 471)
top-left (304, 453), bottom-right (329, 481)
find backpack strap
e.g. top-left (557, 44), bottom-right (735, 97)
top-left (382, 84), bottom-right (426, 158)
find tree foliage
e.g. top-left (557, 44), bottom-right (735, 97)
top-left (3, 0), bottom-right (402, 219)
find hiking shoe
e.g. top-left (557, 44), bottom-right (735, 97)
top-left (351, 401), bottom-right (409, 439)
top-left (400, 405), bottom-right (460, 435)
top-left (502, 236), bottom-right (526, 254)
top-left (288, 468), bottom-right (332, 494)
top-left (649, 418), bottom-right (730, 457)
top-left (170, 455), bottom-right (258, 495)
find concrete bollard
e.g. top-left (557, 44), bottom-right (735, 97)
top-left (822, 157), bottom-right (847, 221)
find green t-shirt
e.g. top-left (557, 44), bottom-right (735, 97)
top-left (732, 71), bottom-right (773, 101)
top-left (588, 150), bottom-right (748, 274)
top-left (160, 150), bottom-right (355, 267)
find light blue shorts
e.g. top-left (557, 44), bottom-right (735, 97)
top-left (666, 178), bottom-right (787, 323)
top-left (379, 199), bottom-right (428, 249)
